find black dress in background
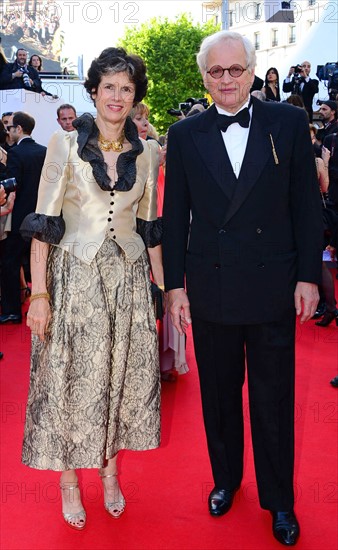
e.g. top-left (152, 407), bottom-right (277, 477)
top-left (264, 85), bottom-right (281, 102)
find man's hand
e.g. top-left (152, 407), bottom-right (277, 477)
top-left (167, 288), bottom-right (191, 335)
top-left (294, 282), bottom-right (319, 323)
top-left (288, 66), bottom-right (295, 77)
top-left (12, 70), bottom-right (22, 78)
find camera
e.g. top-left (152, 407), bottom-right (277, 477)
top-left (179, 102), bottom-right (191, 112)
top-left (292, 64), bottom-right (302, 75)
top-left (168, 97), bottom-right (209, 117)
top-left (316, 62), bottom-right (338, 100)
top-left (20, 68), bottom-right (31, 88)
top-left (0, 177), bottom-right (17, 195)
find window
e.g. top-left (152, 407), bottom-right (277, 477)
top-left (288, 25), bottom-right (296, 44)
top-left (308, 0), bottom-right (316, 6)
top-left (271, 29), bottom-right (278, 47)
top-left (229, 10), bottom-right (234, 27)
top-left (254, 2), bottom-right (261, 20)
top-left (254, 32), bottom-right (260, 50)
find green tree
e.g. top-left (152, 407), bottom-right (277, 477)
top-left (119, 14), bottom-right (218, 134)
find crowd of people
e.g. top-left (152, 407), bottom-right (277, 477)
top-left (0, 2), bottom-right (61, 59)
top-left (0, 30), bottom-right (337, 546)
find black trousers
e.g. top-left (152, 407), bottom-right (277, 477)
top-left (0, 233), bottom-right (30, 315)
top-left (192, 310), bottom-right (296, 511)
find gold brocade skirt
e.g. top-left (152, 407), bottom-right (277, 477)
top-left (22, 238), bottom-right (160, 471)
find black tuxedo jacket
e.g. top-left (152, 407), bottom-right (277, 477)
top-left (282, 77), bottom-right (318, 115)
top-left (6, 138), bottom-right (46, 232)
top-left (162, 99), bottom-right (323, 325)
top-left (317, 120), bottom-right (338, 143)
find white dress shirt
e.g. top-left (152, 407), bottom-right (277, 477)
top-left (284, 74), bottom-right (310, 92)
top-left (216, 99), bottom-right (252, 179)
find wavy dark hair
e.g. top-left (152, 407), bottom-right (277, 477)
top-left (264, 67), bottom-right (279, 89)
top-left (0, 120), bottom-right (7, 147)
top-left (84, 47), bottom-right (148, 106)
top-left (29, 54), bottom-right (42, 71)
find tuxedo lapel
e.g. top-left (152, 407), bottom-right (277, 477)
top-left (191, 105), bottom-right (236, 201)
top-left (223, 98), bottom-right (281, 225)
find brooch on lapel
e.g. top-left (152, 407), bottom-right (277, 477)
top-left (269, 134), bottom-right (279, 165)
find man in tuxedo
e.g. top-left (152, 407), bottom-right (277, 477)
top-left (0, 48), bottom-right (42, 91)
top-left (162, 31), bottom-right (322, 546)
top-left (0, 112), bottom-right (46, 324)
top-left (282, 60), bottom-right (319, 121)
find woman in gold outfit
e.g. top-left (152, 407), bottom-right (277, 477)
top-left (20, 47), bottom-right (162, 530)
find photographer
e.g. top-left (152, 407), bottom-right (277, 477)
top-left (0, 48), bottom-right (42, 92)
top-left (0, 112), bottom-right (46, 324)
top-left (283, 61), bottom-right (319, 121)
top-left (168, 97), bottom-right (209, 119)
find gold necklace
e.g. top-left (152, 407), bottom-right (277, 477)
top-left (98, 130), bottom-right (125, 152)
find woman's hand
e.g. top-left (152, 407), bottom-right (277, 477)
top-left (162, 291), bottom-right (168, 315)
top-left (27, 298), bottom-right (51, 342)
top-left (159, 144), bottom-right (167, 166)
top-left (321, 146), bottom-right (330, 166)
top-left (0, 185), bottom-right (6, 206)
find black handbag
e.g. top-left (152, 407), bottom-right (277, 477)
top-left (321, 190), bottom-right (338, 235)
top-left (151, 281), bottom-right (164, 320)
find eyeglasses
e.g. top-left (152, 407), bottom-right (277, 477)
top-left (2, 112), bottom-right (13, 117)
top-left (207, 64), bottom-right (248, 79)
top-left (7, 125), bottom-right (18, 131)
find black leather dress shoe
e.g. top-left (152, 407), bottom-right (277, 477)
top-left (0, 314), bottom-right (22, 324)
top-left (330, 375), bottom-right (338, 387)
top-left (208, 487), bottom-right (236, 516)
top-left (272, 510), bottom-right (300, 546)
top-left (311, 302), bottom-right (326, 319)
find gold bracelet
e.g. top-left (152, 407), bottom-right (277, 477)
top-left (30, 292), bottom-right (50, 303)
top-left (157, 284), bottom-right (165, 291)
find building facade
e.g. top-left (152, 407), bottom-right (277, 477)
top-left (203, 1), bottom-right (329, 80)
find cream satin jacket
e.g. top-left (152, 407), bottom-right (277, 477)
top-left (35, 129), bottom-right (159, 265)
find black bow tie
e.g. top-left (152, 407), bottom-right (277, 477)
top-left (217, 108), bottom-right (250, 132)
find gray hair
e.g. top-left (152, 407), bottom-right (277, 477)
top-left (196, 31), bottom-right (256, 75)
top-left (105, 59), bottom-right (135, 76)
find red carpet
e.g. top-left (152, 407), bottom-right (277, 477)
top-left (1, 282), bottom-right (337, 550)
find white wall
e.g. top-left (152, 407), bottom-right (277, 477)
top-left (0, 80), bottom-right (96, 146)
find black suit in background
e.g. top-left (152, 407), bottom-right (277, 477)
top-left (316, 119), bottom-right (338, 144)
top-left (0, 138), bottom-right (46, 316)
top-left (282, 77), bottom-right (319, 121)
top-left (162, 98), bottom-right (323, 510)
top-left (324, 131), bottom-right (338, 207)
top-left (250, 75), bottom-right (264, 93)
